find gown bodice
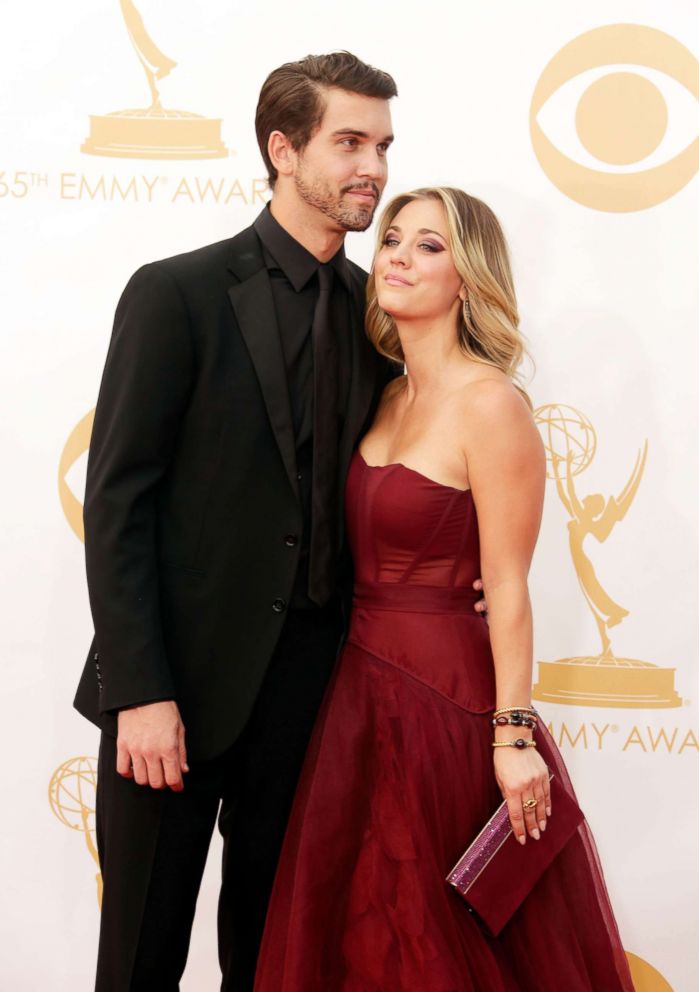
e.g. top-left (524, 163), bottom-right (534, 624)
top-left (347, 452), bottom-right (480, 590)
top-left (344, 452), bottom-right (495, 713)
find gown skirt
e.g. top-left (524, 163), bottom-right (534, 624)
top-left (253, 453), bottom-right (635, 992)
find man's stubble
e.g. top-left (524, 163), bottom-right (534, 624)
top-left (293, 159), bottom-right (381, 233)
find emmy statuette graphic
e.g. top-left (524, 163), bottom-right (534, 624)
top-left (49, 757), bottom-right (102, 907)
top-left (533, 404), bottom-right (681, 708)
top-left (82, 0), bottom-right (227, 159)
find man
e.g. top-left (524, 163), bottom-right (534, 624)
top-left (75, 51), bottom-right (485, 990)
top-left (75, 51), bottom-right (397, 991)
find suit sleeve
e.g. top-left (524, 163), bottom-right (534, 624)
top-left (84, 262), bottom-right (194, 714)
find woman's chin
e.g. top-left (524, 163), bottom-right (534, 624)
top-left (376, 296), bottom-right (406, 320)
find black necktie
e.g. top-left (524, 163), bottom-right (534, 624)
top-left (308, 263), bottom-right (338, 606)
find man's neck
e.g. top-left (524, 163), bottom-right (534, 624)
top-left (269, 194), bottom-right (346, 263)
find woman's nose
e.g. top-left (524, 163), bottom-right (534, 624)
top-left (389, 244), bottom-right (410, 267)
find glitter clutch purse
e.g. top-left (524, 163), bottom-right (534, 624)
top-left (446, 774), bottom-right (585, 935)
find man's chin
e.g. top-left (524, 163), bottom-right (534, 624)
top-left (338, 205), bottom-right (377, 232)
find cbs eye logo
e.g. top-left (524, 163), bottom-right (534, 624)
top-left (530, 24), bottom-right (699, 212)
top-left (58, 409), bottom-right (94, 542)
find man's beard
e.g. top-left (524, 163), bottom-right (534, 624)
top-left (294, 164), bottom-right (380, 232)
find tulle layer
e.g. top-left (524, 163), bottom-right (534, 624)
top-left (254, 638), bottom-right (634, 992)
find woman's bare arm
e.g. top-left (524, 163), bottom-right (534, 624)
top-left (460, 379), bottom-right (550, 842)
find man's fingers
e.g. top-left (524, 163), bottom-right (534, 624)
top-left (471, 580), bottom-right (488, 618)
top-left (131, 754), bottom-right (149, 787)
top-left (178, 724), bottom-right (189, 774)
top-left (115, 702), bottom-right (188, 790)
top-left (116, 742), bottom-right (134, 779)
top-left (162, 753), bottom-right (184, 792)
top-left (143, 753), bottom-right (166, 790)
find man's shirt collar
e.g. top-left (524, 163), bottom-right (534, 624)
top-left (253, 205), bottom-right (352, 292)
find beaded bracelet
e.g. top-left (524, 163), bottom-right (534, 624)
top-left (492, 739), bottom-right (537, 749)
top-left (492, 712), bottom-right (538, 730)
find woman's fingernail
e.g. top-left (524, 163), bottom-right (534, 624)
top-left (546, 807), bottom-right (552, 816)
top-left (518, 835), bottom-right (526, 845)
top-left (532, 828), bottom-right (541, 841)
top-left (539, 820), bottom-right (546, 831)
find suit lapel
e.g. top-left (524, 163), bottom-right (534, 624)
top-left (227, 228), bottom-right (299, 500)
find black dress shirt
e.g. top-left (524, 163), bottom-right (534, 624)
top-left (253, 206), bottom-right (353, 608)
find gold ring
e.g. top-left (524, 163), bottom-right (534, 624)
top-left (523, 798), bottom-right (538, 810)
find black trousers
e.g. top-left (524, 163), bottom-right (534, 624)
top-left (94, 604), bottom-right (344, 991)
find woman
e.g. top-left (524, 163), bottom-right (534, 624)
top-left (253, 188), bottom-right (634, 991)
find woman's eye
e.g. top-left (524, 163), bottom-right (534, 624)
top-left (419, 242), bottom-right (442, 252)
top-left (382, 237), bottom-right (399, 246)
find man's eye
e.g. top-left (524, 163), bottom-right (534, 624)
top-left (341, 138), bottom-right (357, 148)
top-left (377, 143), bottom-right (390, 154)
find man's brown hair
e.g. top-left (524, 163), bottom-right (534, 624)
top-left (255, 51), bottom-right (397, 188)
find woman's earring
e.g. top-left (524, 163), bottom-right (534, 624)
top-left (463, 298), bottom-right (471, 321)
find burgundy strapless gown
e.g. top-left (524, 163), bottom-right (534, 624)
top-left (254, 453), bottom-right (634, 992)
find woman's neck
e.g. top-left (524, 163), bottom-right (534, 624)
top-left (396, 316), bottom-right (462, 400)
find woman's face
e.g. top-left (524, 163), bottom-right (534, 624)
top-left (374, 198), bottom-right (464, 324)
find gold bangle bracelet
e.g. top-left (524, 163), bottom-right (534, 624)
top-left (493, 706), bottom-right (537, 717)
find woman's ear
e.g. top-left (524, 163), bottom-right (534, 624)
top-left (458, 285), bottom-right (468, 303)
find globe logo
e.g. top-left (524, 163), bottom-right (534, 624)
top-left (535, 403), bottom-right (596, 478)
top-left (48, 756), bottom-right (102, 906)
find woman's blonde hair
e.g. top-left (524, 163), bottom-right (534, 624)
top-left (366, 187), bottom-right (532, 405)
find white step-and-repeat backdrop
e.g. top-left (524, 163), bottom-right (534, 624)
top-left (1, 1), bottom-right (697, 988)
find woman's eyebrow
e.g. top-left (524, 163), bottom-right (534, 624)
top-left (386, 225), bottom-right (446, 240)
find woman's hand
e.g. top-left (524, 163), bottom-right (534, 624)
top-left (493, 746), bottom-right (551, 844)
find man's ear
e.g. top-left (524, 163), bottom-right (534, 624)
top-left (267, 131), bottom-right (296, 179)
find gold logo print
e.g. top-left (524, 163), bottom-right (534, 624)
top-left (625, 952), bottom-right (674, 992)
top-left (49, 757), bottom-right (102, 907)
top-left (58, 409), bottom-right (94, 542)
top-left (532, 404), bottom-right (681, 708)
top-left (82, 0), bottom-right (227, 160)
top-left (530, 24), bottom-right (699, 211)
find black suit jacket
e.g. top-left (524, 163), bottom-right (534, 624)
top-left (74, 224), bottom-right (396, 760)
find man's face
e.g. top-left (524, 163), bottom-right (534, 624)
top-left (292, 88), bottom-right (393, 232)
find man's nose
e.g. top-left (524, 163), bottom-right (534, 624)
top-left (355, 147), bottom-right (387, 182)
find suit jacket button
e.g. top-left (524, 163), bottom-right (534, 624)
top-left (284, 534), bottom-right (298, 547)
top-left (272, 598), bottom-right (286, 613)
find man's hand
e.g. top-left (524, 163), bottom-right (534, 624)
top-left (473, 578), bottom-right (488, 620)
top-left (117, 700), bottom-right (189, 792)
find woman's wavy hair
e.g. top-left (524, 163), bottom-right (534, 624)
top-left (366, 187), bottom-right (532, 405)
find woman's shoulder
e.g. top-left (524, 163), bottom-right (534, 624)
top-left (452, 368), bottom-right (542, 461)
top-left (453, 368), bottom-right (529, 421)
